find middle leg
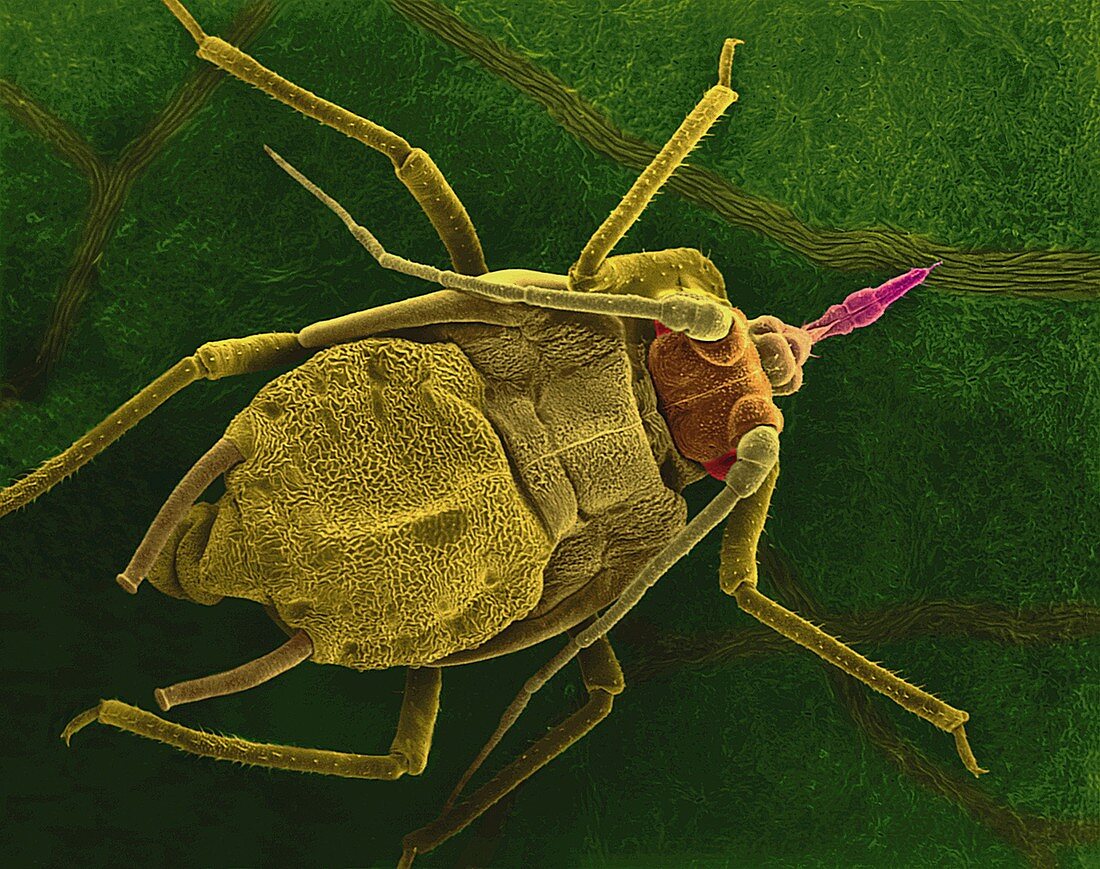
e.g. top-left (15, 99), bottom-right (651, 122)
top-left (269, 147), bottom-right (734, 342)
top-left (161, 0), bottom-right (487, 275)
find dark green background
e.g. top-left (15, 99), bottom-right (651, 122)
top-left (1, 0), bottom-right (1096, 866)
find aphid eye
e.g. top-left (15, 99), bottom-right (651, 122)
top-left (782, 329), bottom-right (811, 366)
top-left (753, 333), bottom-right (796, 385)
top-left (772, 365), bottom-right (804, 397)
top-left (746, 315), bottom-right (783, 337)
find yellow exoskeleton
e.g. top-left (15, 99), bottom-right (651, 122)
top-left (0, 3), bottom-right (986, 864)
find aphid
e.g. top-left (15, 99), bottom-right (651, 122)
top-left (1, 2), bottom-right (992, 864)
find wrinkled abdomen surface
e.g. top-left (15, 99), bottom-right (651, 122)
top-left (403, 308), bottom-right (696, 665)
top-left (151, 337), bottom-right (554, 670)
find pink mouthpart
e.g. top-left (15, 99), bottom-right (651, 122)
top-left (802, 261), bottom-right (941, 343)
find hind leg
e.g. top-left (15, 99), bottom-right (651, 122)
top-left (63, 665), bottom-right (442, 779)
top-left (0, 290), bottom-right (531, 521)
top-left (0, 333), bottom-right (305, 519)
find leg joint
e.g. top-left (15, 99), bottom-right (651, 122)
top-left (379, 752), bottom-right (413, 781)
top-left (578, 636), bottom-right (626, 696)
top-left (588, 688), bottom-right (616, 717)
top-left (193, 333), bottom-right (306, 381)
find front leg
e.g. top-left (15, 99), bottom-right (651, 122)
top-left (718, 459), bottom-right (987, 776)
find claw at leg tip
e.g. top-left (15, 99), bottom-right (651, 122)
top-left (717, 39), bottom-right (745, 88)
top-left (61, 705), bottom-right (101, 746)
top-left (965, 757), bottom-right (990, 777)
top-left (952, 723), bottom-right (989, 777)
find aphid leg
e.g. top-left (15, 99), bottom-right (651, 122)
top-left (719, 456), bottom-right (988, 777)
top-left (153, 630), bottom-right (313, 711)
top-left (0, 333), bottom-right (306, 519)
top-left (62, 665), bottom-right (443, 779)
top-left (444, 426), bottom-right (780, 810)
top-left (297, 289), bottom-right (535, 348)
top-left (161, 0), bottom-right (486, 275)
top-left (732, 585), bottom-right (987, 775)
top-left (2, 285), bottom-right (552, 519)
top-left (400, 627), bottom-right (624, 867)
top-left (571, 38), bottom-right (742, 279)
top-left (116, 438), bottom-right (242, 594)
top-left (268, 147), bottom-right (733, 341)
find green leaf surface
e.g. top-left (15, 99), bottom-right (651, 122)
top-left (1, 0), bottom-right (1096, 866)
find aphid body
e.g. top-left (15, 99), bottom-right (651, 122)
top-left (0, 2), bottom-right (977, 863)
